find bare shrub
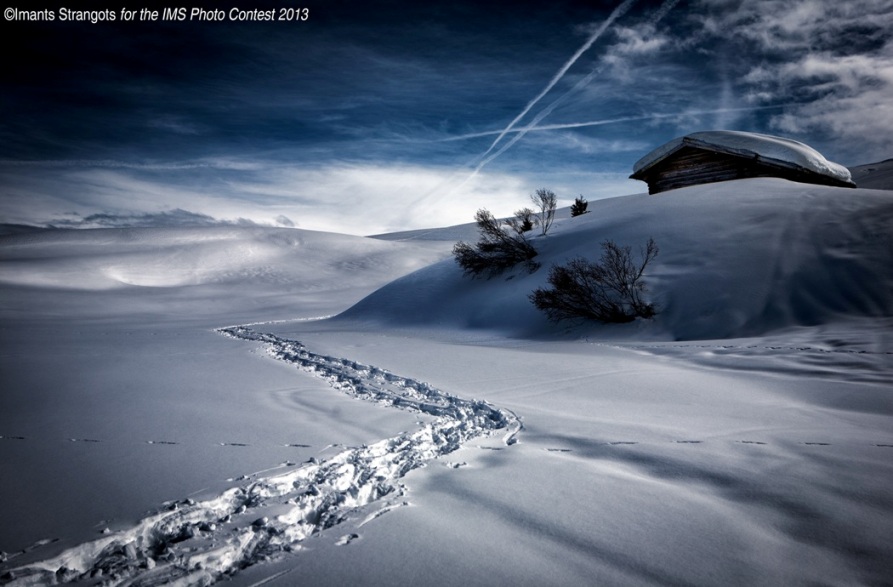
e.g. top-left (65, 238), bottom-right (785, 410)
top-left (531, 188), bottom-right (557, 235)
top-left (453, 209), bottom-right (539, 278)
top-left (530, 238), bottom-right (658, 323)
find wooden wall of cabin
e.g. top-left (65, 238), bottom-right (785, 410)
top-left (641, 147), bottom-right (853, 194)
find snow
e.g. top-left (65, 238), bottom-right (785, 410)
top-left (849, 157), bottom-right (893, 190)
top-left (2, 179), bottom-right (892, 586)
top-left (632, 130), bottom-right (855, 185)
top-left (344, 178), bottom-right (893, 340)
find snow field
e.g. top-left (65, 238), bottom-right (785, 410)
top-left (2, 327), bottom-right (520, 585)
top-left (2, 178), bottom-right (892, 586)
top-left (248, 326), bottom-right (892, 586)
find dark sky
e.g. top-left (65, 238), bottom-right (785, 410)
top-left (2, 0), bottom-right (892, 234)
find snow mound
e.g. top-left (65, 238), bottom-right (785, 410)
top-left (0, 226), bottom-right (448, 291)
top-left (633, 130), bottom-right (854, 185)
top-left (340, 179), bottom-right (893, 340)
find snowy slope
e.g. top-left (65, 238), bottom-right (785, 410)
top-left (849, 158), bottom-right (893, 190)
top-left (342, 178), bottom-right (893, 340)
top-left (0, 226), bottom-right (452, 575)
top-left (0, 225), bottom-right (450, 322)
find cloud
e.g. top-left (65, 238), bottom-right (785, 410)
top-left (46, 209), bottom-right (262, 229)
top-left (692, 0), bottom-right (892, 55)
top-left (5, 0), bottom-right (889, 237)
top-left (242, 163), bottom-right (536, 234)
top-left (1, 160), bottom-right (588, 236)
top-left (703, 0), bottom-right (893, 157)
top-left (590, 0), bottom-right (893, 160)
top-left (147, 117), bottom-right (204, 136)
top-left (0, 158), bottom-right (263, 171)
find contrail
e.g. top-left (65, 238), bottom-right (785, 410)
top-left (451, 0), bottom-right (638, 194)
top-left (468, 0), bottom-right (680, 171)
top-left (437, 105), bottom-right (790, 142)
top-left (465, 105), bottom-right (781, 182)
top-left (416, 0), bottom-right (675, 210)
top-left (479, 0), bottom-right (638, 160)
top-left (648, 0), bottom-right (680, 25)
top-left (523, 0), bottom-right (681, 135)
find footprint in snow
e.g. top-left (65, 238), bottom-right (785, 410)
top-left (545, 448), bottom-right (572, 453)
top-left (738, 441), bottom-right (767, 445)
top-left (219, 442), bottom-right (250, 447)
top-left (804, 442), bottom-right (830, 446)
top-left (674, 440), bottom-right (702, 444)
top-left (0, 435), bottom-right (26, 440)
top-left (146, 440), bottom-right (179, 445)
top-left (284, 443), bottom-right (311, 448)
top-left (68, 438), bottom-right (101, 443)
top-left (608, 441), bottom-right (637, 445)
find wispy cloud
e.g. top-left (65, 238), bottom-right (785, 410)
top-left (4, 1), bottom-right (889, 235)
top-left (0, 158), bottom-right (263, 171)
top-left (45, 210), bottom-right (265, 230)
top-left (0, 161), bottom-right (543, 236)
top-left (687, 0), bottom-right (893, 158)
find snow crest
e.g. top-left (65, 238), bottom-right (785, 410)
top-left (2, 327), bottom-right (521, 586)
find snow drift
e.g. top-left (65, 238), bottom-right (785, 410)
top-left (0, 225), bottom-right (447, 291)
top-left (0, 225), bottom-right (451, 324)
top-left (341, 178), bottom-right (893, 340)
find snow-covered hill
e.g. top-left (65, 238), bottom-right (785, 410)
top-left (0, 225), bottom-right (451, 323)
top-left (1, 178), bottom-right (891, 587)
top-left (343, 178), bottom-right (893, 340)
top-left (849, 158), bottom-right (893, 190)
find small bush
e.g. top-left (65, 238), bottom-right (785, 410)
top-left (506, 207), bottom-right (535, 234)
top-left (570, 195), bottom-right (588, 217)
top-left (531, 188), bottom-right (557, 235)
top-left (530, 238), bottom-right (658, 323)
top-left (453, 209), bottom-right (539, 278)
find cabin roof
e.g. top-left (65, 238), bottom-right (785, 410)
top-left (631, 131), bottom-right (854, 186)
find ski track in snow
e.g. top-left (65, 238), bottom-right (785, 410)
top-left (0, 327), bottom-right (522, 586)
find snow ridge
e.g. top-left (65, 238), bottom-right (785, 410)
top-left (2, 328), bottom-right (521, 586)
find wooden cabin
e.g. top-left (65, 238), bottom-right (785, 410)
top-left (630, 131), bottom-right (857, 195)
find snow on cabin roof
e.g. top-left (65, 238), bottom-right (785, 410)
top-left (632, 130), bottom-right (853, 184)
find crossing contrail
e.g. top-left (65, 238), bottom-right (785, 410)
top-left (478, 0), bottom-right (639, 161)
top-left (436, 105), bottom-right (789, 142)
top-left (466, 0), bottom-right (681, 174)
top-left (413, 0), bottom-right (678, 211)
